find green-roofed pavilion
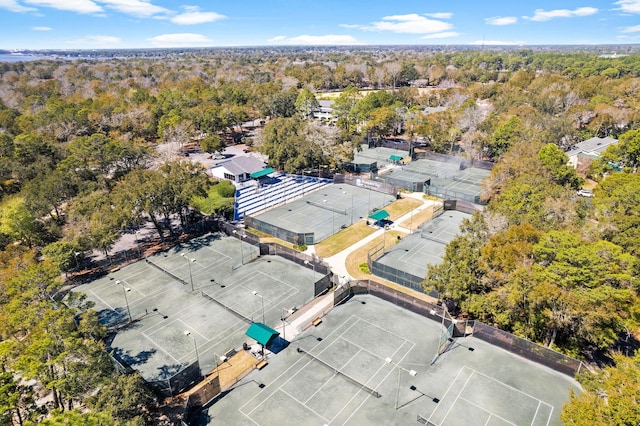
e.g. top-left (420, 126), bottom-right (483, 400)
top-left (368, 209), bottom-right (390, 221)
top-left (389, 155), bottom-right (403, 162)
top-left (245, 322), bottom-right (280, 346)
top-left (250, 167), bottom-right (275, 179)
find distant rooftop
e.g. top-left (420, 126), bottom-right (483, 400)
top-left (213, 155), bottom-right (266, 175)
top-left (566, 136), bottom-right (618, 157)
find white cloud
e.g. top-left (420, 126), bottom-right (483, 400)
top-left (147, 33), bottom-right (212, 47)
top-left (67, 35), bottom-right (122, 45)
top-left (23, 0), bottom-right (102, 14)
top-left (425, 12), bottom-right (453, 19)
top-left (268, 34), bottom-right (361, 45)
top-left (614, 0), bottom-right (640, 13)
top-left (171, 6), bottom-right (225, 25)
top-left (353, 13), bottom-right (452, 34)
top-left (469, 39), bottom-right (524, 46)
top-left (421, 32), bottom-right (461, 39)
top-left (101, 0), bottom-right (169, 18)
top-left (524, 7), bottom-right (598, 21)
top-left (485, 16), bottom-right (518, 25)
top-left (32, 26), bottom-right (52, 30)
top-left (621, 24), bottom-right (640, 32)
top-left (0, 0), bottom-right (36, 12)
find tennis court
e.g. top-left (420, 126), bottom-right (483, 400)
top-left (252, 184), bottom-right (396, 243)
top-left (73, 233), bottom-right (318, 383)
top-left (427, 167), bottom-right (490, 205)
top-left (201, 294), bottom-right (580, 425)
top-left (353, 146), bottom-right (411, 168)
top-left (371, 210), bottom-right (471, 291)
top-left (383, 159), bottom-right (461, 192)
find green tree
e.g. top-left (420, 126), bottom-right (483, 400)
top-left (199, 134), bottom-right (224, 154)
top-left (537, 143), bottom-right (582, 188)
top-left (0, 372), bottom-right (37, 426)
top-left (561, 353), bottom-right (640, 425)
top-left (0, 197), bottom-right (42, 248)
top-left (85, 373), bottom-right (155, 423)
top-left (41, 241), bottom-right (82, 275)
top-left (600, 128), bottom-right (640, 172)
top-left (487, 116), bottom-right (525, 160)
top-left (593, 172), bottom-right (640, 256)
top-left (294, 88), bottom-right (320, 120)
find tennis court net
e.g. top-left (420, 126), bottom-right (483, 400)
top-left (453, 176), bottom-right (483, 185)
top-left (201, 290), bottom-right (252, 324)
top-left (145, 258), bottom-right (188, 286)
top-left (420, 233), bottom-right (450, 245)
top-left (297, 347), bottom-right (381, 398)
top-left (306, 200), bottom-right (347, 215)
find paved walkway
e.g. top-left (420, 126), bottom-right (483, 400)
top-left (323, 193), bottom-right (438, 280)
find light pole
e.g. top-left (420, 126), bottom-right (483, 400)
top-left (233, 230), bottom-right (245, 264)
top-left (323, 199), bottom-right (334, 234)
top-left (252, 290), bottom-right (265, 324)
top-left (343, 191), bottom-right (354, 225)
top-left (280, 308), bottom-right (289, 341)
top-left (430, 302), bottom-right (451, 365)
top-left (183, 330), bottom-right (199, 366)
top-left (181, 253), bottom-right (196, 291)
top-left (213, 352), bottom-right (227, 377)
top-left (385, 356), bottom-right (417, 410)
top-left (115, 280), bottom-right (132, 323)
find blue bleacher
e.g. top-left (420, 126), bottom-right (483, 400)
top-left (233, 173), bottom-right (331, 220)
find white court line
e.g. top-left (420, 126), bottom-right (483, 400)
top-left (88, 289), bottom-right (115, 311)
top-left (426, 367), bottom-right (471, 425)
top-left (141, 331), bottom-right (181, 364)
top-left (279, 388), bottom-right (330, 423)
top-left (532, 400), bottom-right (542, 426)
top-left (337, 339), bottom-right (415, 425)
top-left (349, 315), bottom-right (417, 348)
top-left (304, 348), bottom-right (365, 404)
top-left (468, 368), bottom-right (554, 409)
top-left (200, 245), bottom-right (233, 262)
top-left (177, 318), bottom-right (208, 341)
top-left (239, 316), bottom-right (360, 417)
top-left (441, 369), bottom-right (475, 425)
top-left (113, 279), bottom-right (146, 297)
top-left (459, 396), bottom-right (517, 426)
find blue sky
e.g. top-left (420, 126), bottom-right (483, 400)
top-left (1, 0), bottom-right (639, 49)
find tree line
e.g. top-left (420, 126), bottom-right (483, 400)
top-left (0, 48), bottom-right (639, 423)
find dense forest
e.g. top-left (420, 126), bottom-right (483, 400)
top-left (1, 47), bottom-right (639, 423)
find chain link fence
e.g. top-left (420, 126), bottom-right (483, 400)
top-left (337, 279), bottom-right (583, 377)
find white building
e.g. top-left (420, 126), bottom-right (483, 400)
top-left (566, 136), bottom-right (618, 169)
top-left (210, 156), bottom-right (268, 185)
top-left (313, 100), bottom-right (335, 121)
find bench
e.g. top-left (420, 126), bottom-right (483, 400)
top-left (256, 359), bottom-right (268, 370)
top-left (312, 317), bottom-right (322, 327)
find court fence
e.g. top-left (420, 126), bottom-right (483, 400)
top-left (366, 204), bottom-right (444, 293)
top-left (336, 279), bottom-right (584, 377)
top-left (333, 173), bottom-right (399, 197)
top-left (221, 223), bottom-right (332, 299)
top-left (244, 215), bottom-right (315, 246)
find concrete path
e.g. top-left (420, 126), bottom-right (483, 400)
top-left (323, 193), bottom-right (438, 280)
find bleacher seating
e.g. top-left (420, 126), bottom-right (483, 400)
top-left (233, 173), bottom-right (331, 220)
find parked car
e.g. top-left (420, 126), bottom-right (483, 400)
top-left (577, 189), bottom-right (594, 197)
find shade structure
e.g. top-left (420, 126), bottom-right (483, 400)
top-left (245, 322), bottom-right (280, 347)
top-left (250, 167), bottom-right (275, 179)
top-left (368, 209), bottom-right (390, 221)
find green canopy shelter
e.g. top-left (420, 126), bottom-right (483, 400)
top-left (245, 322), bottom-right (280, 347)
top-left (368, 209), bottom-right (390, 222)
top-left (389, 155), bottom-right (403, 162)
top-left (250, 167), bottom-right (275, 179)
